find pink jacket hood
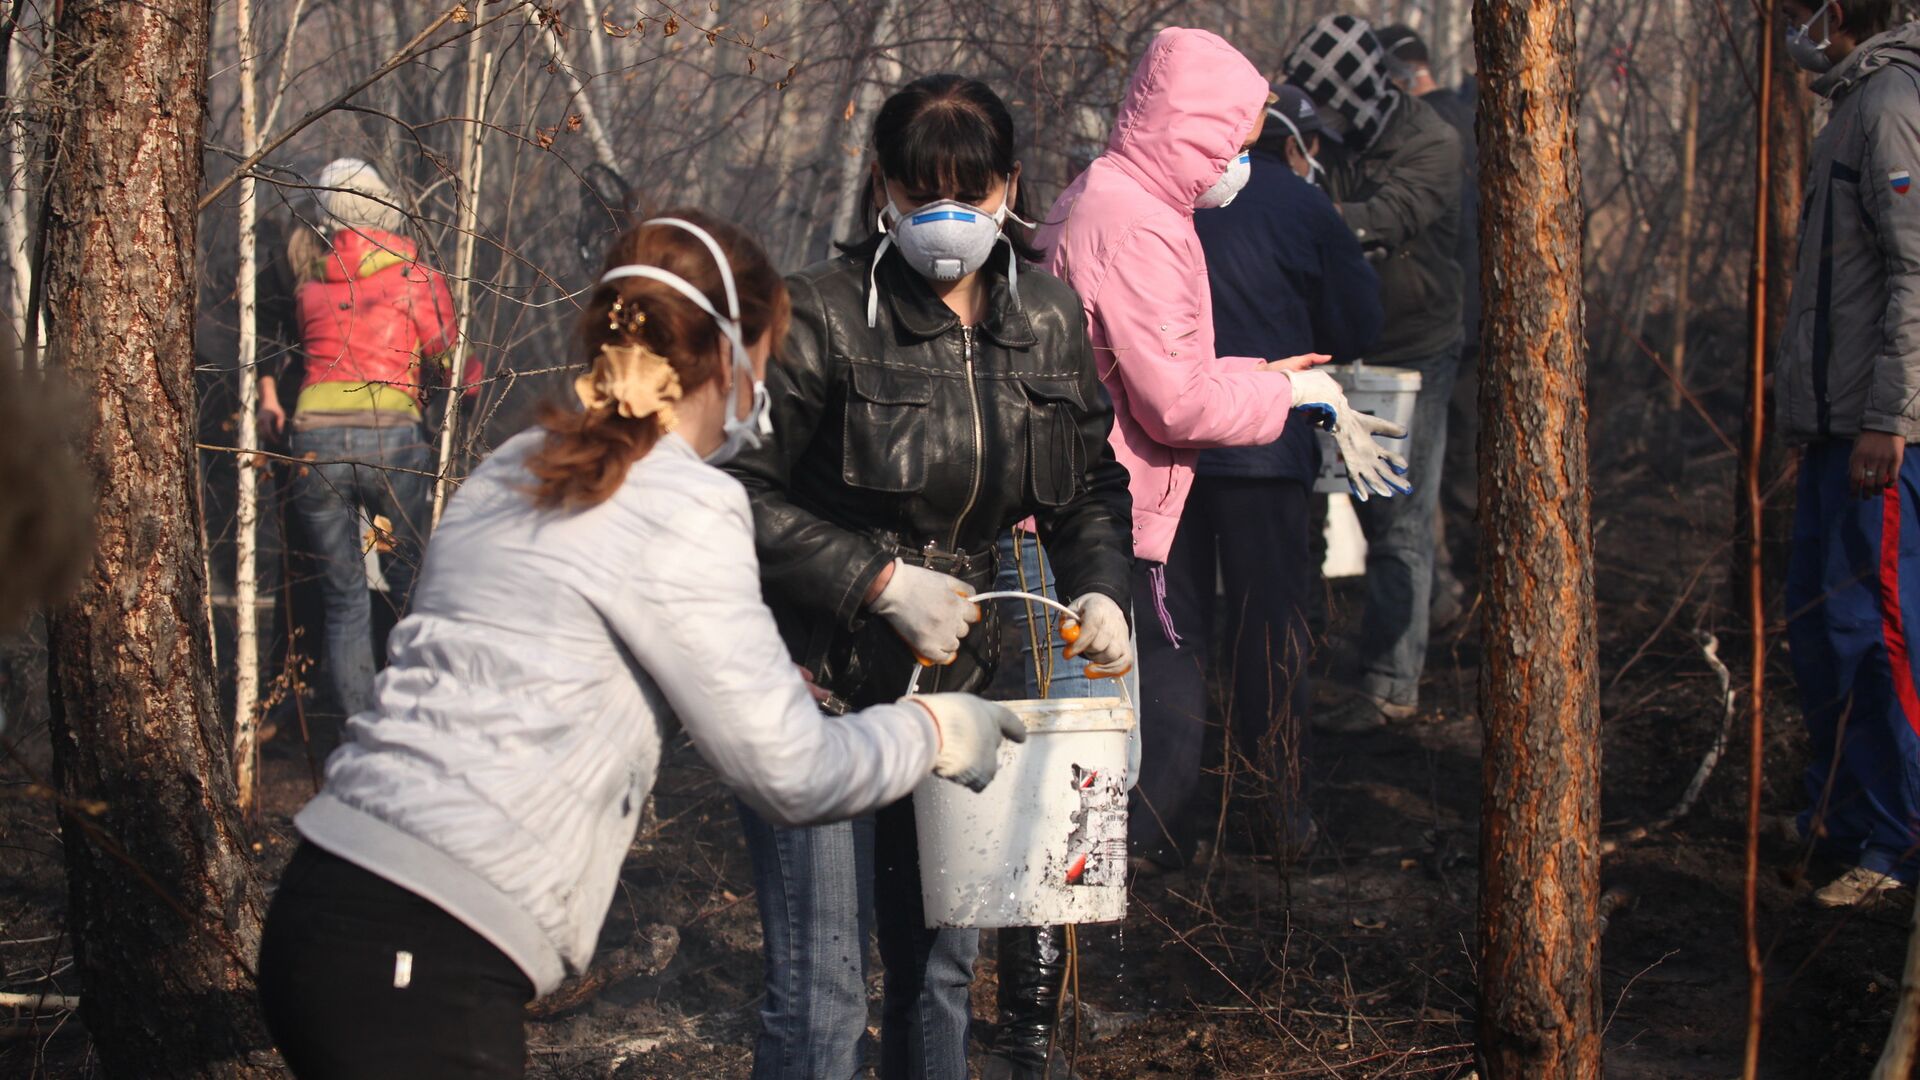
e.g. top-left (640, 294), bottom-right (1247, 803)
top-left (1037, 28), bottom-right (1298, 564)
top-left (1106, 27), bottom-right (1271, 211)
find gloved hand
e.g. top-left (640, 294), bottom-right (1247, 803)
top-left (1062, 593), bottom-right (1132, 678)
top-left (869, 559), bottom-right (981, 665)
top-left (1282, 369), bottom-right (1412, 502)
top-left (910, 693), bottom-right (1030, 792)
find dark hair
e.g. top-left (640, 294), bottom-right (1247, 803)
top-left (527, 208), bottom-right (791, 510)
top-left (1837, 0), bottom-right (1897, 37)
top-left (1253, 122), bottom-right (1316, 162)
top-left (859, 74), bottom-right (1042, 263)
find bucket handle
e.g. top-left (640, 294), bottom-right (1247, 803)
top-left (904, 590), bottom-right (1132, 705)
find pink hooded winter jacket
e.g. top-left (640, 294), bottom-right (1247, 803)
top-left (1037, 28), bottom-right (1296, 563)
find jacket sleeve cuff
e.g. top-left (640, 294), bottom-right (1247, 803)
top-left (1072, 580), bottom-right (1132, 618)
top-left (835, 547), bottom-right (895, 627)
top-left (1861, 412), bottom-right (1919, 441)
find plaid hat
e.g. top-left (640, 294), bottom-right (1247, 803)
top-left (1267, 84), bottom-right (1324, 139)
top-left (313, 157), bottom-right (403, 235)
top-left (1283, 14), bottom-right (1403, 152)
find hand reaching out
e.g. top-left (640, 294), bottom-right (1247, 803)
top-left (1259, 353), bottom-right (1332, 374)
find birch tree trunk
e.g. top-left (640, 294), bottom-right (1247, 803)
top-left (231, 0), bottom-right (263, 817)
top-left (1471, 0), bottom-right (1601, 1074)
top-left (41, 0), bottom-right (272, 1072)
top-left (434, 37), bottom-right (492, 526)
top-left (827, 0), bottom-right (902, 249)
top-left (4, 31), bottom-right (33, 360)
top-left (536, 2), bottom-right (617, 170)
top-left (1669, 73), bottom-right (1699, 409)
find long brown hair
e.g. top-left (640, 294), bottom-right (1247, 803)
top-left (526, 210), bottom-right (790, 509)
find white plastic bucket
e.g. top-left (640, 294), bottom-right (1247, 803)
top-left (910, 592), bottom-right (1135, 929)
top-left (1321, 493), bottom-right (1368, 578)
top-left (1312, 361), bottom-right (1422, 495)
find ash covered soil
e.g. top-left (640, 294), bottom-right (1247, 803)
top-left (2, 450), bottom-right (1913, 1079)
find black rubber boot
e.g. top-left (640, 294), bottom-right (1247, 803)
top-left (983, 925), bottom-right (1073, 1080)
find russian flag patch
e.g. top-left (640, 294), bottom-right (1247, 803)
top-left (1893, 169), bottom-right (1912, 195)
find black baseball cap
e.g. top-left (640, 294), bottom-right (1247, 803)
top-left (1375, 24), bottom-right (1430, 65)
top-left (1267, 84), bottom-right (1324, 137)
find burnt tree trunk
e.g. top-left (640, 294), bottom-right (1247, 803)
top-left (40, 0), bottom-right (272, 1074)
top-left (1472, 0), bottom-right (1601, 1077)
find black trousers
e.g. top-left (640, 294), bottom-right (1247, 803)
top-left (258, 842), bottom-right (536, 1079)
top-left (1130, 476), bottom-right (1316, 866)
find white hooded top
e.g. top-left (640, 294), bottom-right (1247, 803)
top-left (295, 429), bottom-right (938, 994)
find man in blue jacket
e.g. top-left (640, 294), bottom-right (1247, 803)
top-left (1130, 84), bottom-right (1383, 872)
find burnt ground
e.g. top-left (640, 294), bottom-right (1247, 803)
top-left (2, 438), bottom-right (1915, 1079)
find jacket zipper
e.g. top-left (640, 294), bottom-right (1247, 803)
top-left (949, 325), bottom-right (984, 553)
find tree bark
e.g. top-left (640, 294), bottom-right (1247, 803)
top-left (1471, 0), bottom-right (1601, 1076)
top-left (41, 0), bottom-right (272, 1074)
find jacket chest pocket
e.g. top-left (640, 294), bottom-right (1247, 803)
top-left (842, 362), bottom-right (933, 492)
top-left (1021, 377), bottom-right (1083, 507)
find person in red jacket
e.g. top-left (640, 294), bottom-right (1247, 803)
top-left (258, 157), bottom-right (471, 718)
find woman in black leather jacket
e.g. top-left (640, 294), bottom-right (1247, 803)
top-left (725, 75), bottom-right (1133, 1080)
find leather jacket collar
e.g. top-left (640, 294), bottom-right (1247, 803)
top-left (850, 234), bottom-right (1041, 349)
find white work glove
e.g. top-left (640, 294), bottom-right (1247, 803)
top-left (1282, 369), bottom-right (1412, 502)
top-left (910, 693), bottom-right (1030, 792)
top-left (1063, 593), bottom-right (1132, 678)
top-left (869, 559), bottom-right (981, 665)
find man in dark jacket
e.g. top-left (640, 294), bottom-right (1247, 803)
top-left (1131, 85), bottom-right (1382, 870)
top-left (1778, 0), bottom-right (1920, 908)
top-left (1285, 13), bottom-right (1464, 731)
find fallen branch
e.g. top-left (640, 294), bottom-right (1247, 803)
top-left (0, 990), bottom-right (79, 1011)
top-left (1603, 630), bottom-right (1736, 854)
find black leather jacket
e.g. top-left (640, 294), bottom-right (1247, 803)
top-left (726, 239), bottom-right (1133, 707)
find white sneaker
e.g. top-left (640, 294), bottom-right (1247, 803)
top-left (1813, 866), bottom-right (1903, 908)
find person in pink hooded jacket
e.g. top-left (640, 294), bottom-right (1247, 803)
top-left (1037, 27), bottom-right (1407, 872)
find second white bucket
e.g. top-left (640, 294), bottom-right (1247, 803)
top-left (913, 696), bottom-right (1133, 928)
top-left (911, 591), bottom-right (1135, 929)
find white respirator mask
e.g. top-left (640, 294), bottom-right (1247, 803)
top-left (599, 217), bottom-right (772, 466)
top-left (866, 178), bottom-right (1036, 327)
top-left (1786, 0), bottom-right (1837, 73)
top-left (1195, 152), bottom-right (1253, 209)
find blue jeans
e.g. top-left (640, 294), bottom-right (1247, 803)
top-left (739, 793), bottom-right (976, 1080)
top-left (1350, 347), bottom-right (1460, 707)
top-left (1789, 440), bottom-right (1920, 884)
top-left (287, 424), bottom-right (433, 717)
top-left (990, 530), bottom-right (1092, 700)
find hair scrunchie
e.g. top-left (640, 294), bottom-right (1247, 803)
top-left (574, 342), bottom-right (683, 431)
